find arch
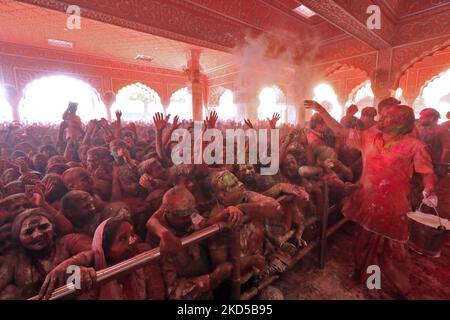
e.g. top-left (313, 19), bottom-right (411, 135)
top-left (397, 46), bottom-right (450, 104)
top-left (19, 75), bottom-right (106, 123)
top-left (394, 40), bottom-right (450, 88)
top-left (321, 64), bottom-right (370, 105)
top-left (312, 83), bottom-right (342, 120)
top-left (167, 87), bottom-right (192, 120)
top-left (346, 80), bottom-right (374, 115)
top-left (216, 89), bottom-right (237, 121)
top-left (414, 68), bottom-right (450, 122)
top-left (208, 86), bottom-right (227, 109)
top-left (111, 82), bottom-right (164, 122)
top-left (324, 63), bottom-right (368, 78)
top-left (257, 85), bottom-right (288, 123)
top-left (0, 84), bottom-right (13, 123)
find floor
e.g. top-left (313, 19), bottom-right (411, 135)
top-left (274, 222), bottom-right (450, 300)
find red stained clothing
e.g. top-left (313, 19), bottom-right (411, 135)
top-left (342, 127), bottom-right (434, 242)
top-left (307, 130), bottom-right (327, 149)
top-left (417, 124), bottom-right (450, 165)
top-left (353, 226), bottom-right (412, 296)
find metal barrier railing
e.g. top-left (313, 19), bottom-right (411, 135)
top-left (29, 222), bottom-right (228, 300)
top-left (28, 181), bottom-right (348, 301)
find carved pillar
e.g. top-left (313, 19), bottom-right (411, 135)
top-left (187, 49), bottom-right (203, 121)
top-left (402, 90), bottom-right (418, 107)
top-left (202, 77), bottom-right (209, 115)
top-left (5, 85), bottom-right (21, 122)
top-left (103, 91), bottom-right (116, 122)
top-left (371, 48), bottom-right (396, 109)
top-left (160, 91), bottom-right (170, 117)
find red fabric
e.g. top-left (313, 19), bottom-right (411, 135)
top-left (353, 226), bottom-right (412, 297)
top-left (343, 127), bottom-right (434, 241)
top-left (307, 130), bottom-right (326, 149)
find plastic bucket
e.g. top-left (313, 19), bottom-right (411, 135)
top-left (407, 205), bottom-right (450, 257)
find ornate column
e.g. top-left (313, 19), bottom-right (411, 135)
top-left (103, 91), bottom-right (116, 122)
top-left (186, 49), bottom-right (203, 121)
top-left (371, 48), bottom-right (397, 109)
top-left (402, 90), bottom-right (418, 107)
top-left (5, 85), bottom-right (21, 122)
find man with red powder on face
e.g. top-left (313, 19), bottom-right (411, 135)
top-left (305, 100), bottom-right (437, 299)
top-left (416, 108), bottom-right (450, 178)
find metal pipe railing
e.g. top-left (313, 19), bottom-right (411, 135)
top-left (29, 222), bottom-right (227, 300)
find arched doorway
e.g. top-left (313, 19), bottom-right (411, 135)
top-left (112, 83), bottom-right (163, 121)
top-left (216, 89), bottom-right (237, 121)
top-left (19, 75), bottom-right (106, 123)
top-left (346, 80), bottom-right (374, 116)
top-left (167, 87), bottom-right (192, 120)
top-left (313, 83), bottom-right (342, 120)
top-left (414, 68), bottom-right (450, 122)
top-left (0, 85), bottom-right (13, 123)
top-left (258, 85), bottom-right (287, 123)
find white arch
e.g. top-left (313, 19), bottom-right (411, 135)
top-left (167, 87), bottom-right (192, 120)
top-left (345, 80), bottom-right (374, 117)
top-left (112, 82), bottom-right (163, 122)
top-left (258, 85), bottom-right (287, 123)
top-left (216, 89), bottom-right (237, 121)
top-left (313, 83), bottom-right (342, 120)
top-left (415, 68), bottom-right (450, 122)
top-left (0, 85), bottom-right (13, 123)
top-left (19, 75), bottom-right (106, 123)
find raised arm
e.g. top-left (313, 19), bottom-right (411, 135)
top-left (304, 100), bottom-right (350, 138)
top-left (114, 110), bottom-right (122, 139)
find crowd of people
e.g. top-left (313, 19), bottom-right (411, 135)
top-left (0, 98), bottom-right (448, 300)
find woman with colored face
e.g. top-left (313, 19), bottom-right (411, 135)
top-left (0, 209), bottom-right (91, 299)
top-left (89, 217), bottom-right (165, 300)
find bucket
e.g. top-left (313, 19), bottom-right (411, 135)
top-left (407, 203), bottom-right (450, 257)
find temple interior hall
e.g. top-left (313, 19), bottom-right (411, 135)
top-left (0, 0), bottom-right (449, 301)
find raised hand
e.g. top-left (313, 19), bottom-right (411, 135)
top-left (244, 118), bottom-right (254, 129)
top-left (171, 115), bottom-right (180, 130)
top-left (205, 111), bottom-right (218, 129)
top-left (153, 112), bottom-right (166, 131)
top-left (267, 113), bottom-right (281, 129)
top-left (304, 100), bottom-right (325, 113)
top-left (115, 110), bottom-right (122, 120)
